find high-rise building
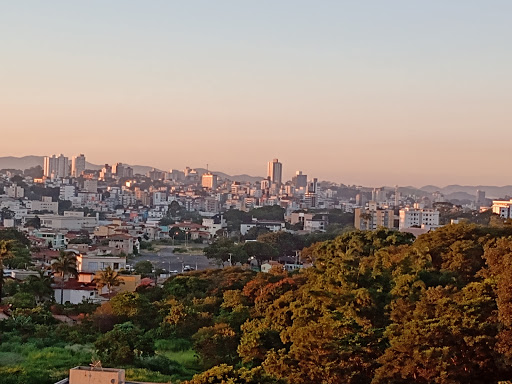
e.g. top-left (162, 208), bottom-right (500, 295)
top-left (372, 187), bottom-right (385, 203)
top-left (267, 158), bottom-right (282, 185)
top-left (112, 163), bottom-right (134, 178)
top-left (71, 154), bottom-right (86, 177)
top-left (99, 164), bottom-right (112, 180)
top-left (292, 171), bottom-right (308, 189)
top-left (44, 154), bottom-right (70, 178)
top-left (305, 178), bottom-right (318, 208)
top-left (43, 155), bottom-right (56, 177)
top-left (476, 190), bottom-right (486, 208)
top-left (83, 179), bottom-right (98, 193)
top-left (202, 173), bottom-right (218, 190)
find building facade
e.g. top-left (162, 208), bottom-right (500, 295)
top-left (267, 158), bottom-right (283, 185)
top-left (71, 154), bottom-right (86, 177)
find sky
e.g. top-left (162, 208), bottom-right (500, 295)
top-left (1, 1), bottom-right (511, 187)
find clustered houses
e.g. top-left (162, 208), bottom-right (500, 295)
top-left (0, 156), bottom-right (349, 241)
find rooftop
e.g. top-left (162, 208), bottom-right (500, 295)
top-left (55, 366), bottom-right (161, 384)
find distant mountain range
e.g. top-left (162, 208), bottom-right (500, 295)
top-left (419, 185), bottom-right (512, 199)
top-left (0, 156), bottom-right (264, 184)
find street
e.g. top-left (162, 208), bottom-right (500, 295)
top-left (135, 246), bottom-right (216, 273)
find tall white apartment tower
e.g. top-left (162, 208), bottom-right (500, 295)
top-left (71, 154), bottom-right (86, 177)
top-left (44, 154), bottom-right (70, 178)
top-left (267, 158), bottom-right (283, 185)
top-left (56, 154), bottom-right (70, 178)
top-left (43, 155), bottom-right (57, 177)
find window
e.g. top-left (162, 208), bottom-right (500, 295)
top-left (88, 262), bottom-right (98, 271)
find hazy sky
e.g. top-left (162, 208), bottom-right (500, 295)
top-left (1, 1), bottom-right (511, 187)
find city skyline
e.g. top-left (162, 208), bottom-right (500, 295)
top-left (2, 1), bottom-right (512, 186)
top-left (5, 152), bottom-right (512, 189)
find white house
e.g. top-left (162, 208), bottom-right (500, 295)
top-left (202, 214), bottom-right (227, 237)
top-left (240, 220), bottom-right (286, 236)
top-left (76, 254), bottom-right (127, 273)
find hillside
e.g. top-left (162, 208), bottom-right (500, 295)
top-left (419, 184), bottom-right (512, 199)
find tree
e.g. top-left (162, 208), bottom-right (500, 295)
top-left (204, 238), bottom-right (237, 265)
top-left (193, 323), bottom-right (239, 369)
top-left (0, 240), bottom-right (14, 302)
top-left (359, 212), bottom-right (373, 230)
top-left (223, 209), bottom-right (252, 233)
top-left (249, 206), bottom-right (285, 221)
top-left (93, 266), bottom-right (125, 297)
top-left (169, 201), bottom-right (182, 217)
top-left (134, 260), bottom-right (153, 276)
top-left (243, 241), bottom-right (278, 264)
top-left (375, 282), bottom-right (503, 384)
top-left (51, 251), bottom-right (78, 304)
top-left (110, 291), bottom-right (157, 328)
top-left (24, 216), bottom-right (41, 229)
top-left (257, 231), bottom-right (303, 257)
top-left (158, 217), bottom-right (175, 226)
top-left (23, 165), bottom-right (43, 178)
top-left (170, 227), bottom-right (186, 241)
top-left (23, 270), bottom-right (53, 303)
top-left (183, 365), bottom-right (282, 384)
top-left (57, 200), bottom-right (72, 215)
top-left (0, 228), bottom-right (30, 246)
top-left (244, 226), bottom-right (270, 240)
top-left (95, 321), bottom-right (154, 365)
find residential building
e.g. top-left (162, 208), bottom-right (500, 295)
top-left (99, 164), bottom-right (112, 180)
top-left (476, 190), bottom-right (486, 208)
top-left (76, 254), bottom-right (126, 273)
top-left (108, 234), bottom-right (134, 254)
top-left (113, 162), bottom-right (133, 178)
top-left (202, 172), bottom-right (218, 190)
top-left (147, 168), bottom-right (165, 181)
top-left (292, 171), bottom-right (307, 189)
top-left (202, 214), bottom-right (227, 237)
top-left (32, 229), bottom-right (67, 249)
top-left (39, 212), bottom-right (98, 230)
top-left (83, 179), bottom-right (98, 193)
top-left (354, 204), bottom-right (394, 230)
top-left (52, 280), bottom-right (101, 305)
top-left (59, 185), bottom-right (76, 201)
top-left (27, 199), bottom-right (59, 213)
top-left (399, 207), bottom-right (440, 230)
top-left (44, 154), bottom-right (70, 178)
top-left (304, 178), bottom-right (318, 208)
top-left (372, 187), bottom-right (386, 203)
top-left (6, 184), bottom-right (24, 198)
top-left (291, 212), bottom-right (329, 232)
top-left (71, 154), bottom-right (86, 177)
top-left (492, 199), bottom-right (512, 218)
top-left (240, 219), bottom-right (286, 235)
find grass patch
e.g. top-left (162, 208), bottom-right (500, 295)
top-left (125, 368), bottom-right (172, 383)
top-left (0, 351), bottom-right (24, 366)
top-left (0, 341), bottom-right (93, 384)
top-left (158, 349), bottom-right (197, 368)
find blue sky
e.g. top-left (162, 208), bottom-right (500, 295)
top-left (1, 1), bottom-right (511, 186)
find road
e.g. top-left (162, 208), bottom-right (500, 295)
top-left (135, 246), bottom-right (216, 274)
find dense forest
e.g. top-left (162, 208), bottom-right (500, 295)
top-left (3, 223), bottom-right (512, 383)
